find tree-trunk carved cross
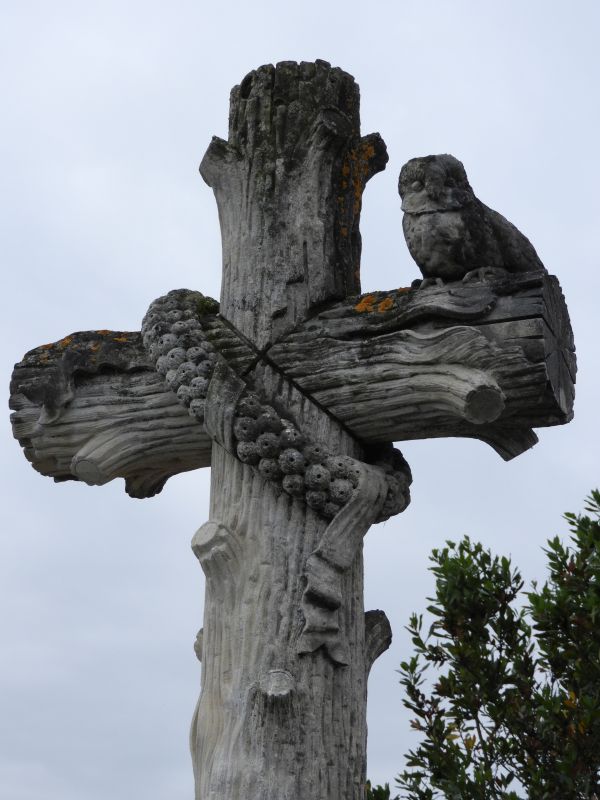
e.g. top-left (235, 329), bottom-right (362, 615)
top-left (10, 61), bottom-right (575, 800)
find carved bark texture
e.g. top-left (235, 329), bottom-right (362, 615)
top-left (190, 365), bottom-right (375, 799)
top-left (10, 272), bottom-right (575, 496)
top-left (9, 332), bottom-right (212, 498)
top-left (269, 272), bottom-right (575, 459)
top-left (190, 61), bottom-right (395, 800)
top-left (200, 59), bottom-right (387, 348)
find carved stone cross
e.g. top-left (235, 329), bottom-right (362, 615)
top-left (10, 61), bottom-right (575, 800)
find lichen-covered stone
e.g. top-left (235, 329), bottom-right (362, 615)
top-left (329, 478), bottom-right (353, 504)
top-left (158, 334), bottom-right (179, 354)
top-left (177, 384), bottom-right (193, 405)
top-left (258, 458), bottom-right (282, 481)
top-left (165, 369), bottom-right (178, 390)
top-left (305, 464), bottom-right (331, 490)
top-left (156, 355), bottom-right (169, 375)
top-left (325, 455), bottom-right (354, 480)
top-left (280, 426), bottom-right (305, 448)
top-left (237, 395), bottom-right (262, 418)
top-left (237, 441), bottom-right (261, 465)
top-left (282, 473), bottom-right (305, 497)
top-left (189, 398), bottom-right (205, 418)
top-left (278, 448), bottom-right (306, 474)
top-left (176, 362), bottom-right (199, 383)
top-left (305, 490), bottom-right (328, 510)
top-left (303, 443), bottom-right (330, 465)
top-left (323, 501), bottom-right (342, 519)
top-left (256, 432), bottom-right (280, 458)
top-left (190, 377), bottom-right (209, 399)
top-left (166, 347), bottom-right (187, 368)
top-left (234, 417), bottom-right (258, 442)
top-left (186, 346), bottom-right (207, 363)
top-left (256, 408), bottom-right (283, 434)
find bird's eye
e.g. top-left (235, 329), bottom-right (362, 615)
top-left (411, 180), bottom-right (423, 191)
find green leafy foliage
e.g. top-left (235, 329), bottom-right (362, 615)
top-left (396, 491), bottom-right (600, 800)
top-left (366, 780), bottom-right (399, 799)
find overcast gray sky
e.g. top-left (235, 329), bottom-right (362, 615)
top-left (1, 1), bottom-right (599, 797)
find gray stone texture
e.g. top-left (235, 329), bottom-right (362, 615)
top-left (8, 61), bottom-right (576, 800)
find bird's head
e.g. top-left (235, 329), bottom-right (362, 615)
top-left (398, 154), bottom-right (474, 213)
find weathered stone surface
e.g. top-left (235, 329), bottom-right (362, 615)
top-left (8, 60), bottom-right (576, 800)
top-left (269, 271), bottom-right (575, 459)
top-left (9, 331), bottom-right (211, 497)
top-left (200, 59), bottom-right (387, 349)
top-left (9, 271), bottom-right (575, 498)
top-left (399, 154), bottom-right (546, 282)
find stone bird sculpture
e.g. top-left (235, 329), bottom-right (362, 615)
top-left (398, 154), bottom-right (546, 285)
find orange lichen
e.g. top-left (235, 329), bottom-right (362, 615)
top-left (58, 336), bottom-right (73, 348)
top-left (95, 329), bottom-right (110, 335)
top-left (340, 226), bottom-right (348, 237)
top-left (361, 142), bottom-right (376, 160)
top-left (89, 343), bottom-right (100, 352)
top-left (354, 294), bottom-right (376, 313)
top-left (397, 287), bottom-right (411, 295)
top-left (113, 335), bottom-right (128, 343)
top-left (40, 343), bottom-right (54, 350)
top-left (377, 297), bottom-right (394, 312)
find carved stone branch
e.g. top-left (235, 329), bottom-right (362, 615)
top-left (9, 331), bottom-right (212, 497)
top-left (10, 272), bottom-right (575, 497)
top-left (364, 610), bottom-right (393, 675)
top-left (269, 271), bottom-right (575, 459)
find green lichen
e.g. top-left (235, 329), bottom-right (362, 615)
top-left (196, 296), bottom-right (220, 318)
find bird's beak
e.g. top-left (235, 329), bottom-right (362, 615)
top-left (402, 193), bottom-right (442, 213)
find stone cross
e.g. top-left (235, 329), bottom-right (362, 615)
top-left (10, 61), bottom-right (575, 800)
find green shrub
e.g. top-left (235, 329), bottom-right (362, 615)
top-left (397, 491), bottom-right (600, 799)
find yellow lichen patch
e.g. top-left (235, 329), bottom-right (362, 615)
top-left (397, 287), bottom-right (411, 295)
top-left (40, 343), bottom-right (54, 350)
top-left (58, 336), bottom-right (73, 348)
top-left (95, 329), bottom-right (111, 335)
top-left (377, 297), bottom-right (394, 313)
top-left (362, 143), bottom-right (376, 160)
top-left (113, 335), bottom-right (128, 343)
top-left (354, 294), bottom-right (376, 313)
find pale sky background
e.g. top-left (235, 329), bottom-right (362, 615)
top-left (1, 2), bottom-right (599, 797)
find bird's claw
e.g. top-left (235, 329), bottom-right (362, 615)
top-left (462, 267), bottom-right (510, 284)
top-left (414, 277), bottom-right (445, 290)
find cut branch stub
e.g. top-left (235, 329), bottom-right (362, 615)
top-left (364, 610), bottom-right (393, 675)
top-left (200, 60), bottom-right (388, 347)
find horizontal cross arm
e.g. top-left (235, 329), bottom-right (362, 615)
top-left (10, 272), bottom-right (574, 497)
